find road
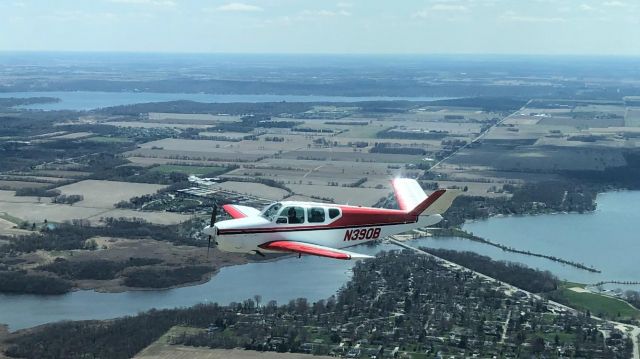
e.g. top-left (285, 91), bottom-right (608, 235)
top-left (427, 99), bottom-right (532, 173)
top-left (631, 326), bottom-right (640, 359)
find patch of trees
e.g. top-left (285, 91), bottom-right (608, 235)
top-left (51, 194), bottom-right (84, 205)
top-left (209, 115), bottom-right (301, 133)
top-left (4, 303), bottom-right (232, 359)
top-left (0, 270), bottom-right (72, 294)
top-left (98, 99), bottom-right (318, 116)
top-left (347, 177), bottom-right (367, 188)
top-left (14, 188), bottom-right (60, 197)
top-left (291, 127), bottom-right (333, 133)
top-left (91, 164), bottom-right (189, 185)
top-left (264, 136), bottom-right (284, 142)
top-left (0, 217), bottom-right (204, 255)
top-left (442, 181), bottom-right (597, 227)
top-left (622, 290), bottom-right (640, 309)
top-left (122, 266), bottom-right (211, 288)
top-left (370, 143), bottom-right (426, 155)
top-left (115, 193), bottom-right (156, 209)
top-left (348, 141), bottom-right (368, 148)
top-left (441, 139), bottom-right (467, 147)
top-left (376, 127), bottom-right (449, 140)
top-left (421, 248), bottom-right (559, 293)
top-left (567, 135), bottom-right (606, 142)
top-left (0, 97), bottom-right (60, 108)
top-left (424, 97), bottom-right (528, 112)
top-left (39, 257), bottom-right (163, 281)
top-left (563, 150), bottom-right (640, 190)
top-left (0, 133), bottom-right (131, 172)
top-left (324, 121), bottom-right (368, 126)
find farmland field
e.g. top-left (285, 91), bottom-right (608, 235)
top-left (288, 184), bottom-right (389, 206)
top-left (212, 181), bottom-right (289, 201)
top-left (150, 164), bottom-right (230, 176)
top-left (105, 121), bottom-right (211, 129)
top-left (55, 180), bottom-right (166, 208)
top-left (625, 108), bottom-right (640, 127)
top-left (86, 136), bottom-right (133, 143)
top-left (0, 180), bottom-right (49, 190)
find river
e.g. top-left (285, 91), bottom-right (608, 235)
top-left (0, 91), bottom-right (448, 111)
top-left (0, 191), bottom-right (638, 331)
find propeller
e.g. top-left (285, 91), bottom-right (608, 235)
top-left (208, 203), bottom-right (217, 257)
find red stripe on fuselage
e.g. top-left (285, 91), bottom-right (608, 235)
top-left (332, 206), bottom-right (413, 227)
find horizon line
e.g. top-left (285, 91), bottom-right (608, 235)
top-left (1, 50), bottom-right (640, 58)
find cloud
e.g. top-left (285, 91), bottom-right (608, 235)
top-left (431, 4), bottom-right (469, 12)
top-left (215, 3), bottom-right (263, 12)
top-left (299, 9), bottom-right (350, 17)
top-left (579, 3), bottom-right (594, 11)
top-left (412, 2), bottom-right (469, 19)
top-left (412, 10), bottom-right (430, 19)
top-left (603, 1), bottom-right (626, 7)
top-left (501, 12), bottom-right (566, 23)
top-left (108, 0), bottom-right (176, 6)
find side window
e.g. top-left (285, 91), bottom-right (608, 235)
top-left (328, 208), bottom-right (341, 219)
top-left (281, 206), bottom-right (305, 224)
top-left (308, 207), bottom-right (326, 223)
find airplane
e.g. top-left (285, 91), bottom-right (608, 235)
top-left (202, 178), bottom-right (461, 260)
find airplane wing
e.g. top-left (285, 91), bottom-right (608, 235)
top-left (259, 241), bottom-right (374, 260)
top-left (222, 204), bottom-right (261, 219)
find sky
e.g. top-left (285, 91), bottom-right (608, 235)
top-left (0, 0), bottom-right (639, 55)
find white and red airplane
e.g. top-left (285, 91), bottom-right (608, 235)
top-left (203, 178), bottom-right (460, 260)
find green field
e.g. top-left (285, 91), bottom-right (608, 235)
top-left (150, 164), bottom-right (229, 176)
top-left (0, 211), bottom-right (24, 225)
top-left (555, 288), bottom-right (640, 320)
top-left (337, 125), bottom-right (390, 139)
top-left (561, 281), bottom-right (587, 289)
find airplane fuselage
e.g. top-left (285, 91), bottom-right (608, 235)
top-left (210, 201), bottom-right (443, 255)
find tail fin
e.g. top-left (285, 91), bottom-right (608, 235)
top-left (392, 178), bottom-right (427, 211)
top-left (392, 178), bottom-right (461, 216)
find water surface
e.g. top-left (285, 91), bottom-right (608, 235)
top-left (1, 191), bottom-right (638, 331)
top-left (1, 91), bottom-right (447, 111)
top-left (463, 191), bottom-right (640, 285)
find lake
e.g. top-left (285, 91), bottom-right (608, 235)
top-left (462, 191), bottom-right (640, 286)
top-left (1, 191), bottom-right (638, 331)
top-left (0, 91), bottom-right (448, 111)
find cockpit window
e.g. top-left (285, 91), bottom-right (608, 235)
top-left (281, 206), bottom-right (305, 224)
top-left (262, 203), bottom-right (282, 221)
top-left (328, 208), bottom-right (341, 219)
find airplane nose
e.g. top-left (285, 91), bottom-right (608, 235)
top-left (204, 225), bottom-right (218, 244)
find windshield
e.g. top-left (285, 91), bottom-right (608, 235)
top-left (262, 203), bottom-right (282, 221)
